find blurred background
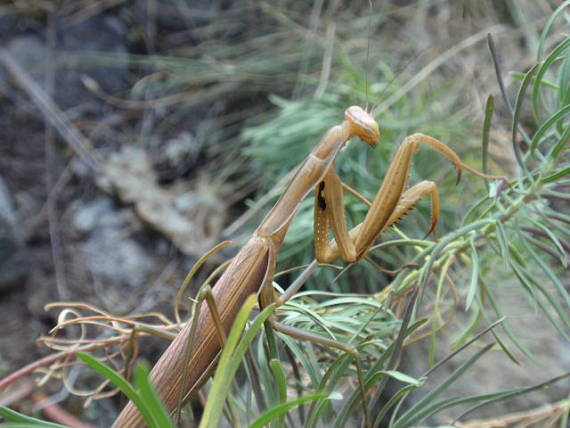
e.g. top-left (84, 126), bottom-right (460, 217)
top-left (0, 0), bottom-right (566, 425)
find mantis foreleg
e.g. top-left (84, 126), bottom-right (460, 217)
top-left (315, 133), bottom-right (502, 263)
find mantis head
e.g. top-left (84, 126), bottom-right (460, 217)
top-left (345, 106), bottom-right (380, 147)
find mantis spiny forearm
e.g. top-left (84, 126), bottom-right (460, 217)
top-left (112, 106), bottom-right (502, 427)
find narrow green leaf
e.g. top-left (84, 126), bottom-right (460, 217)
top-left (462, 196), bottom-right (494, 226)
top-left (465, 235), bottom-right (480, 311)
top-left (558, 47), bottom-right (570, 108)
top-left (560, 401), bottom-right (570, 428)
top-left (508, 244), bottom-right (527, 267)
top-left (363, 289), bottom-right (422, 384)
top-left (514, 267), bottom-right (570, 339)
top-left (510, 72), bottom-right (559, 88)
top-left (392, 343), bottom-right (494, 428)
top-left (509, 259), bottom-right (538, 302)
top-left (76, 353), bottom-right (158, 428)
top-left (481, 94), bottom-right (494, 177)
top-left (453, 307), bottom-right (482, 349)
top-left (487, 323), bottom-right (520, 366)
top-left (306, 354), bottom-right (352, 427)
top-left (281, 301), bottom-right (337, 339)
top-left (429, 318), bottom-right (506, 377)
top-left (512, 64), bottom-right (537, 170)
top-left (1, 425), bottom-right (68, 428)
top-left (373, 384), bottom-right (418, 428)
top-left (495, 222), bottom-right (510, 269)
top-left (479, 280), bottom-right (538, 363)
top-left (529, 218), bottom-right (568, 265)
top-left (530, 103), bottom-right (570, 154)
top-left (429, 263), bottom-right (449, 367)
top-left (550, 125), bottom-right (570, 159)
top-left (277, 333), bottom-right (321, 387)
top-left (531, 37), bottom-right (570, 124)
top-left (542, 166), bottom-right (570, 183)
top-left (199, 296), bottom-right (275, 428)
top-left (378, 370), bottom-right (422, 386)
top-left (335, 320), bottom-right (426, 428)
top-left (307, 399), bottom-right (333, 428)
top-left (537, 1), bottom-right (570, 59)
top-left (249, 393), bottom-right (329, 428)
top-left (0, 406), bottom-right (68, 427)
top-left (336, 369), bottom-right (406, 428)
top-left (520, 230), bottom-right (570, 312)
top-left (134, 364), bottom-right (174, 428)
top-left (257, 329), bottom-right (277, 405)
top-left (406, 391), bottom-right (516, 427)
top-left (269, 359), bottom-right (287, 428)
top-left (200, 294), bottom-right (257, 428)
top-left (453, 371), bottom-right (570, 423)
top-left (415, 220), bottom-right (495, 299)
top-left (364, 303), bottom-right (427, 423)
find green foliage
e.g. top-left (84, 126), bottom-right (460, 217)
top-left (77, 353), bottom-right (174, 428)
top-left (0, 406), bottom-right (68, 428)
top-left (0, 356), bottom-right (175, 428)
top-left (199, 296), bottom-right (275, 428)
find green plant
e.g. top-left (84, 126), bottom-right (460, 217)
top-left (0, 356), bottom-right (174, 428)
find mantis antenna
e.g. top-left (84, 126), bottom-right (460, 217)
top-left (365, 0), bottom-right (373, 111)
top-left (364, 1), bottom-right (421, 116)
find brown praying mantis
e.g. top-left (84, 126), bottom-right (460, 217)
top-left (112, 106), bottom-right (502, 427)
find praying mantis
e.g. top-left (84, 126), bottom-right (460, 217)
top-left (112, 105), bottom-right (502, 427)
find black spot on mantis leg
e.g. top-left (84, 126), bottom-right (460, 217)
top-left (317, 182), bottom-right (327, 210)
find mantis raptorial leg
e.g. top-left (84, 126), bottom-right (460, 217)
top-left (112, 106), bottom-right (503, 428)
top-left (314, 133), bottom-right (502, 263)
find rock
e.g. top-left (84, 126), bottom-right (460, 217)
top-left (81, 227), bottom-right (154, 291)
top-left (72, 196), bottom-right (155, 291)
top-left (72, 197), bottom-right (117, 233)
